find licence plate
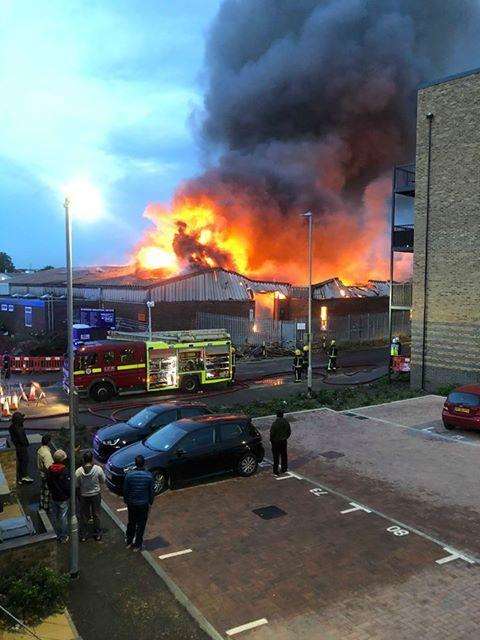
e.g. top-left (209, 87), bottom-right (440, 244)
top-left (454, 407), bottom-right (470, 414)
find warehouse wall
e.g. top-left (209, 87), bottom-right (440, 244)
top-left (279, 296), bottom-right (388, 321)
top-left (412, 70), bottom-right (480, 390)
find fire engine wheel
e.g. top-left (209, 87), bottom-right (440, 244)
top-left (181, 375), bottom-right (199, 393)
top-left (152, 470), bottom-right (169, 495)
top-left (237, 453), bottom-right (258, 477)
top-left (90, 382), bottom-right (115, 402)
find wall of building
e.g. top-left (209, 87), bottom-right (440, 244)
top-left (0, 298), bottom-right (66, 334)
top-left (412, 71), bottom-right (480, 390)
top-left (74, 300), bottom-right (254, 330)
top-left (279, 296), bottom-right (388, 321)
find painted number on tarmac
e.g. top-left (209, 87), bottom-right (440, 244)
top-left (387, 525), bottom-right (409, 537)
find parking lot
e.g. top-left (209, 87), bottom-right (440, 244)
top-left (102, 396), bottom-right (480, 639)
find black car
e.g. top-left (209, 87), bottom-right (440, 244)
top-left (105, 414), bottom-right (264, 495)
top-left (93, 402), bottom-right (210, 462)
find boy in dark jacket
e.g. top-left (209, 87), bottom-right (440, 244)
top-left (9, 412), bottom-right (33, 483)
top-left (47, 449), bottom-right (70, 542)
top-left (123, 455), bottom-right (154, 551)
top-left (270, 410), bottom-right (291, 475)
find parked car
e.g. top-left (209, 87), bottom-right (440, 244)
top-left (104, 414), bottom-right (264, 495)
top-left (442, 385), bottom-right (480, 430)
top-left (93, 401), bottom-right (211, 462)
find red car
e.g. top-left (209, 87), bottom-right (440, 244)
top-left (442, 385), bottom-right (480, 430)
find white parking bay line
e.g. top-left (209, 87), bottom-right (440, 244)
top-left (226, 618), bottom-right (268, 636)
top-left (116, 507), bottom-right (128, 512)
top-left (275, 471), bottom-right (302, 480)
top-left (159, 549), bottom-right (193, 560)
top-left (340, 502), bottom-right (372, 515)
top-left (435, 547), bottom-right (475, 565)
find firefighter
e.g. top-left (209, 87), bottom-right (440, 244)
top-left (2, 353), bottom-right (11, 380)
top-left (327, 340), bottom-right (338, 372)
top-left (293, 349), bottom-right (303, 382)
top-left (390, 336), bottom-right (400, 357)
top-left (302, 344), bottom-right (309, 374)
top-left (261, 341), bottom-right (267, 359)
top-left (231, 346), bottom-right (236, 383)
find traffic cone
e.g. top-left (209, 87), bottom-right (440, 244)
top-left (28, 383), bottom-right (37, 402)
top-left (2, 397), bottom-right (11, 418)
top-left (11, 392), bottom-right (19, 411)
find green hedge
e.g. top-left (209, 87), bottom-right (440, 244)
top-left (0, 566), bottom-right (69, 628)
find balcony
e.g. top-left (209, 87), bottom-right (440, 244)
top-left (394, 163), bottom-right (415, 197)
top-left (393, 224), bottom-right (414, 252)
top-left (391, 282), bottom-right (412, 308)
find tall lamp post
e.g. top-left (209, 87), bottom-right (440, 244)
top-left (302, 211), bottom-right (313, 398)
top-left (63, 178), bottom-right (102, 578)
top-left (146, 300), bottom-right (155, 340)
top-left (63, 197), bottom-right (79, 578)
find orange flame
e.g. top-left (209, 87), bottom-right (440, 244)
top-left (133, 177), bottom-right (412, 284)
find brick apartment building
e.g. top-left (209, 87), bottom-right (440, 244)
top-left (411, 68), bottom-right (480, 389)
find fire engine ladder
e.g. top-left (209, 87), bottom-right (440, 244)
top-left (108, 329), bottom-right (231, 343)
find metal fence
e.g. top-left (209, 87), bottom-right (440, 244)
top-left (196, 311), bottom-right (411, 347)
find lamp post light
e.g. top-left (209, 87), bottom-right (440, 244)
top-left (146, 300), bottom-right (155, 340)
top-left (63, 197), bottom-right (79, 578)
top-left (302, 211), bottom-right (314, 398)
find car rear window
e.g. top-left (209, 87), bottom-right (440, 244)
top-left (218, 422), bottom-right (244, 443)
top-left (447, 392), bottom-right (480, 407)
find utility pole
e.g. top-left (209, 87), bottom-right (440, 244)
top-left (64, 198), bottom-right (79, 578)
top-left (302, 211), bottom-right (313, 398)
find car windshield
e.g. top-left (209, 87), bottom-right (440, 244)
top-left (447, 392), bottom-right (480, 407)
top-left (145, 423), bottom-right (187, 451)
top-left (127, 407), bottom-right (158, 429)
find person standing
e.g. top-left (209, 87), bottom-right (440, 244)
top-left (270, 410), bottom-right (291, 476)
top-left (8, 412), bottom-right (34, 484)
top-left (37, 434), bottom-right (54, 511)
top-left (123, 455), bottom-right (154, 551)
top-left (293, 349), bottom-right (303, 382)
top-left (47, 450), bottom-right (70, 543)
top-left (2, 353), bottom-right (11, 380)
top-left (327, 339), bottom-right (338, 372)
top-left (231, 346), bottom-right (236, 383)
top-left (76, 451), bottom-right (105, 542)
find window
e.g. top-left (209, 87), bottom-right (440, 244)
top-left (104, 351), bottom-right (115, 365)
top-left (75, 353), bottom-right (98, 370)
top-left (138, 312), bottom-right (146, 322)
top-left (120, 348), bottom-right (135, 364)
top-left (447, 392), bottom-right (480, 407)
top-left (180, 406), bottom-right (209, 418)
top-left (180, 427), bottom-right (215, 452)
top-left (146, 423), bottom-right (187, 451)
top-left (24, 306), bottom-right (32, 327)
top-left (151, 409), bottom-right (177, 428)
top-left (219, 422), bottom-right (244, 443)
top-left (127, 407), bottom-right (158, 429)
top-left (320, 306), bottom-right (328, 331)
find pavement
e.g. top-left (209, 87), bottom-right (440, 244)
top-left (98, 395), bottom-right (480, 640)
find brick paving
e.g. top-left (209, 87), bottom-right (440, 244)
top-left (103, 456), bottom-right (480, 639)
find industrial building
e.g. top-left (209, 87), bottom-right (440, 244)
top-left (410, 67), bottom-right (480, 389)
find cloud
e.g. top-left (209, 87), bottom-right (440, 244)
top-left (0, 0), bottom-right (220, 265)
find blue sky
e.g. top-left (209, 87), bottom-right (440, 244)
top-left (0, 0), bottom-right (220, 268)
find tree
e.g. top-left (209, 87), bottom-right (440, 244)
top-left (40, 265), bottom-right (55, 271)
top-left (0, 252), bottom-right (14, 273)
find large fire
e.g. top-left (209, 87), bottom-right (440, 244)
top-left (132, 176), bottom-right (410, 285)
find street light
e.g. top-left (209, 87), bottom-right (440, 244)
top-left (302, 211), bottom-right (314, 398)
top-left (62, 179), bottom-right (102, 578)
top-left (146, 300), bottom-right (155, 340)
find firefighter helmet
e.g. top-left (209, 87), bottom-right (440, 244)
top-left (331, 339), bottom-right (336, 345)
top-left (295, 349), bottom-right (302, 356)
top-left (303, 345), bottom-right (309, 352)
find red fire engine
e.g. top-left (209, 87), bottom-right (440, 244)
top-left (64, 329), bottom-right (233, 401)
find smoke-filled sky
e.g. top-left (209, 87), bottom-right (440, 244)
top-left (2, 0), bottom-right (480, 275)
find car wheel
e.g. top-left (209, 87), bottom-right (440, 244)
top-left (152, 469), bottom-right (169, 495)
top-left (237, 453), bottom-right (258, 477)
top-left (90, 382), bottom-right (115, 402)
top-left (443, 422), bottom-right (455, 430)
top-left (181, 375), bottom-right (199, 393)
